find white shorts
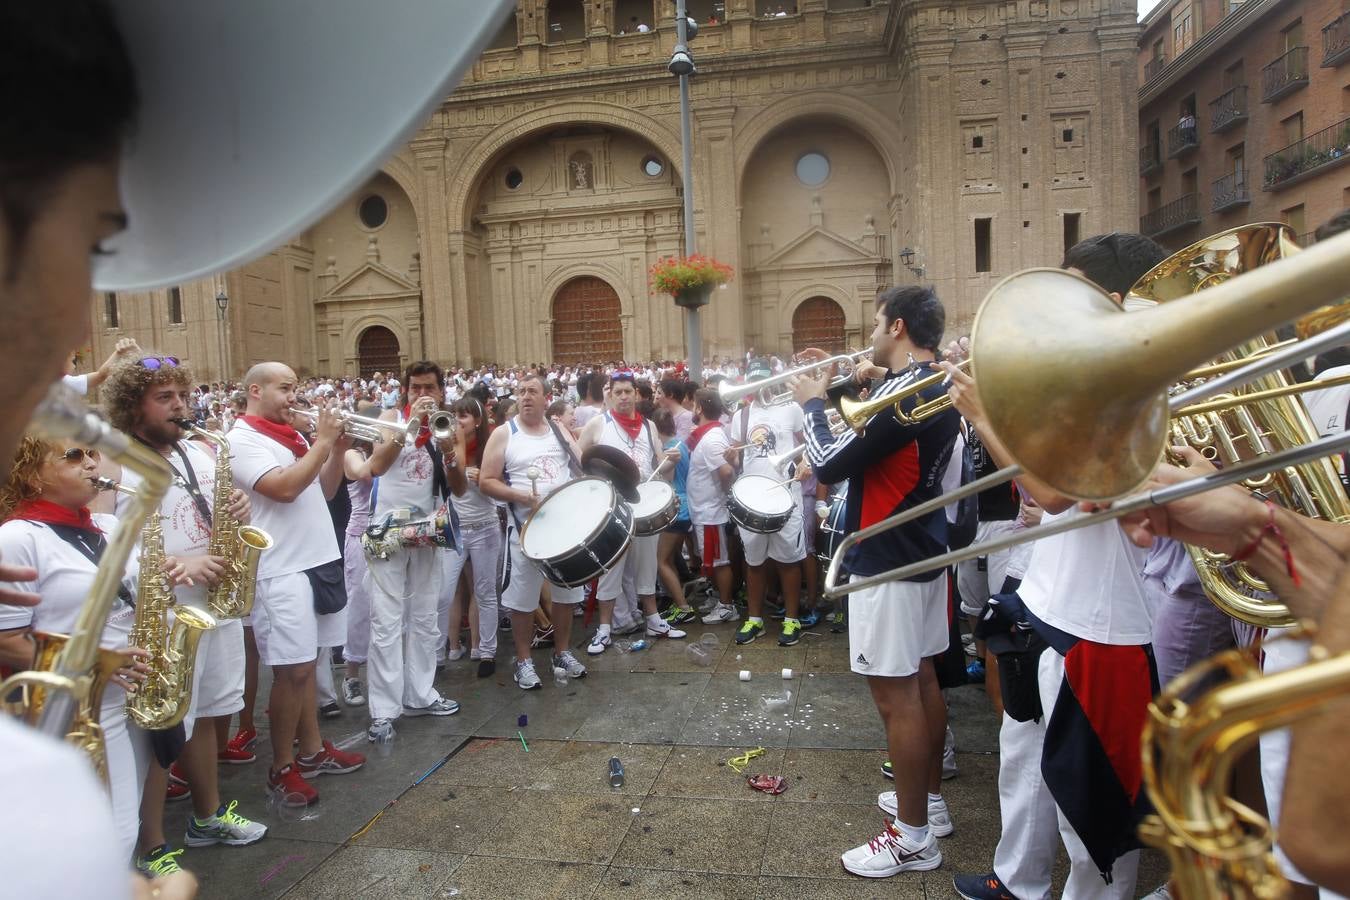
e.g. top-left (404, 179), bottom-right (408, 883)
top-left (183, 616), bottom-right (245, 737)
top-left (250, 569), bottom-right (348, 666)
top-left (694, 523), bottom-right (731, 572)
top-left (500, 527), bottom-right (584, 613)
top-left (956, 519), bottom-right (1026, 615)
top-left (739, 502), bottom-right (806, 566)
top-left (597, 534), bottom-right (658, 600)
top-left (848, 572), bottom-right (950, 678)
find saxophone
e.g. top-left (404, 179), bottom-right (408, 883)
top-left (1140, 640), bottom-right (1350, 898)
top-left (21, 634), bottom-right (125, 781)
top-left (173, 419), bottom-right (273, 619)
top-left (0, 384), bottom-right (174, 767)
top-left (125, 504), bottom-right (216, 730)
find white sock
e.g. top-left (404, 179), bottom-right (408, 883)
top-left (646, 613), bottom-right (665, 628)
top-left (928, 793), bottom-right (944, 806)
top-left (598, 624), bottom-right (611, 638)
top-left (748, 616), bottom-right (765, 626)
top-left (894, 818), bottom-right (929, 844)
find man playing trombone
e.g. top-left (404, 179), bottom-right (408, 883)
top-left (790, 285), bottom-right (960, 878)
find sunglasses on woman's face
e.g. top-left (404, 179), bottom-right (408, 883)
top-left (138, 356), bottom-right (180, 371)
top-left (61, 447), bottom-right (100, 464)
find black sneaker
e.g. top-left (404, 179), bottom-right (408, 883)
top-left (477, 659), bottom-right (496, 678)
top-left (735, 620), bottom-right (764, 645)
top-left (881, 759), bottom-right (893, 779)
top-left (319, 701), bottom-right (341, 719)
top-left (664, 606), bottom-right (698, 625)
top-left (499, 616), bottom-right (512, 632)
top-left (952, 872), bottom-right (1019, 900)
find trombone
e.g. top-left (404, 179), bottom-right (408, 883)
top-left (821, 226), bottom-right (1350, 599)
top-left (718, 349), bottom-right (872, 408)
top-left (290, 406), bottom-right (454, 445)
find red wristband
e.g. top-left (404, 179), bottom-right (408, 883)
top-left (1231, 499), bottom-right (1301, 588)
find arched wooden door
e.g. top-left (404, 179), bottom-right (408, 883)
top-left (357, 326), bottom-right (401, 378)
top-left (551, 277), bottom-right (624, 364)
top-left (792, 297), bottom-right (846, 354)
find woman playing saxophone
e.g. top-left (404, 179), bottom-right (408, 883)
top-left (0, 437), bottom-right (150, 859)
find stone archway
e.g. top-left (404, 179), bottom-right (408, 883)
top-left (792, 297), bottom-right (847, 354)
top-left (552, 277), bottom-right (624, 364)
top-left (357, 325), bottom-right (401, 378)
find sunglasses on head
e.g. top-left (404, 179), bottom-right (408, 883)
top-left (61, 447), bottom-right (100, 463)
top-left (138, 356), bottom-right (179, 371)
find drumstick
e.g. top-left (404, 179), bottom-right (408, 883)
top-left (644, 456), bottom-right (673, 484)
top-left (527, 466), bottom-right (540, 500)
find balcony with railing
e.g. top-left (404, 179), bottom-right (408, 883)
top-left (1140, 142), bottom-right (1163, 176)
top-left (1263, 115), bottom-right (1350, 189)
top-left (1144, 55), bottom-right (1167, 82)
top-left (1141, 193), bottom-right (1201, 237)
top-left (1167, 121), bottom-right (1200, 158)
top-left (1325, 12), bottom-right (1350, 67)
top-left (1211, 171), bottom-right (1250, 212)
top-left (1209, 85), bottom-right (1249, 133)
top-left (1262, 46), bottom-right (1309, 101)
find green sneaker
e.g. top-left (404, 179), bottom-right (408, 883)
top-left (735, 620), bottom-right (764, 645)
top-left (185, 799), bottom-right (268, 846)
top-left (778, 619), bottom-right (802, 646)
top-left (828, 611), bottom-right (847, 633)
top-left (136, 844), bottom-right (185, 878)
top-left (664, 605), bottom-right (697, 625)
top-left (881, 759), bottom-right (894, 780)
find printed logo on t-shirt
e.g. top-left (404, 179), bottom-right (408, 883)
top-left (526, 454), bottom-right (564, 486)
top-left (167, 468), bottom-right (213, 551)
top-left (746, 423), bottom-right (776, 458)
top-left (399, 446), bottom-right (433, 482)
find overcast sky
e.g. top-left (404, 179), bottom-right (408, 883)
top-left (1137, 0), bottom-right (1164, 19)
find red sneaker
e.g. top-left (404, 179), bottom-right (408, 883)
top-left (166, 779), bottom-right (191, 802)
top-left (267, 764), bottom-right (318, 807)
top-left (296, 740), bottom-right (367, 779)
top-left (218, 745), bottom-right (256, 765)
top-left (227, 726), bottom-right (257, 754)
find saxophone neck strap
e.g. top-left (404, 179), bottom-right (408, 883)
top-left (167, 439), bottom-right (214, 530)
top-left (43, 523), bottom-right (135, 608)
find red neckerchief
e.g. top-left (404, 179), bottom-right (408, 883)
top-left (241, 415), bottom-right (309, 459)
top-left (402, 404), bottom-right (431, 449)
top-left (610, 409), bottom-right (645, 441)
top-left (11, 498), bottom-right (101, 533)
top-left (687, 421), bottom-right (721, 451)
top-left (464, 435), bottom-right (480, 466)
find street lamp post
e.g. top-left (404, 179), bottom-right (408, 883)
top-left (215, 289), bottom-right (230, 382)
top-left (671, 0), bottom-right (702, 384)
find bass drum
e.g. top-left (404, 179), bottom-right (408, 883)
top-left (728, 473), bottom-right (794, 534)
top-left (631, 481), bottom-right (680, 536)
top-left (815, 485), bottom-right (849, 564)
top-left (520, 477), bottom-right (634, 587)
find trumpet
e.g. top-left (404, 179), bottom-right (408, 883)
top-left (836, 360), bottom-right (971, 432)
top-left (820, 225), bottom-right (1350, 599)
top-left (290, 406), bottom-right (454, 445)
top-left (718, 349), bottom-right (872, 408)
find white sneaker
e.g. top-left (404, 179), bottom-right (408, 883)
top-left (446, 646), bottom-right (467, 661)
top-left (876, 792), bottom-right (954, 838)
top-left (404, 696), bottom-right (460, 717)
top-left (700, 603), bottom-right (739, 624)
top-left (514, 658), bottom-right (542, 690)
top-left (840, 822), bottom-right (942, 877)
top-left (612, 620), bottom-right (643, 636)
top-left (341, 677), bottom-right (366, 706)
top-left (587, 631), bottom-right (612, 656)
top-left (553, 650), bottom-right (588, 678)
top-left (647, 620), bottom-right (687, 639)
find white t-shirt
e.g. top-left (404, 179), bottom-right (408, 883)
top-left (373, 415), bottom-right (437, 518)
top-left (503, 418), bottom-right (574, 525)
top-left (1018, 510), bottom-right (1155, 645)
top-left (687, 426), bottom-right (731, 526)
top-left (736, 401), bottom-right (804, 490)
top-left (573, 404), bottom-right (604, 431)
top-left (0, 514), bottom-right (136, 646)
top-left (597, 413), bottom-right (659, 480)
top-left (115, 440), bottom-right (216, 610)
top-left (0, 716), bottom-right (128, 900)
top-left (228, 420), bottom-right (340, 578)
top-left (61, 374), bottom-right (89, 395)
top-left (1302, 365), bottom-right (1350, 437)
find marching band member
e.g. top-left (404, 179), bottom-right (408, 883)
top-left (364, 362), bottom-right (464, 742)
top-left (579, 370), bottom-right (685, 656)
top-left (339, 406), bottom-right (379, 707)
top-left (100, 354), bottom-right (269, 866)
top-left (447, 396), bottom-right (505, 679)
top-left (686, 390), bottom-right (739, 625)
top-left (792, 285), bottom-right (960, 878)
top-left (227, 363), bottom-right (365, 806)
top-left (479, 373), bottom-right (589, 690)
top-left (0, 437), bottom-right (149, 860)
top-left (728, 358), bottom-right (808, 647)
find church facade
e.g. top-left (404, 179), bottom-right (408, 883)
top-left (88, 0), bottom-right (1141, 380)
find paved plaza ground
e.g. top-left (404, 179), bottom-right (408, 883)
top-left (173, 618), bottom-right (1166, 899)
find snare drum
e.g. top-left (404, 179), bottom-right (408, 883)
top-left (815, 489), bottom-right (849, 564)
top-left (520, 477), bottom-right (634, 587)
top-left (728, 473), bottom-right (794, 534)
top-left (631, 481), bottom-right (680, 536)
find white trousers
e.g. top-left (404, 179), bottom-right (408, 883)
top-left (365, 547), bottom-right (443, 720)
top-left (991, 649), bottom-right (1140, 900)
top-left (598, 534), bottom-right (657, 629)
top-left (102, 685), bottom-right (149, 862)
top-left (439, 524), bottom-right (503, 657)
top-left (342, 531), bottom-right (372, 664)
top-left (316, 653), bottom-right (337, 706)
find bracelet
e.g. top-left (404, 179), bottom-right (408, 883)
top-left (1231, 499), bottom-right (1301, 587)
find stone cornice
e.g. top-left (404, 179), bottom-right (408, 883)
top-left (1138, 0), bottom-right (1284, 106)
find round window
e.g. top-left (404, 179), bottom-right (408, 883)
top-left (795, 152), bottom-right (830, 187)
top-left (642, 156), bottom-right (665, 177)
top-left (358, 194), bottom-right (388, 229)
top-left (504, 167), bottom-right (524, 190)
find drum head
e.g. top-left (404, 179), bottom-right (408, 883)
top-left (733, 474), bottom-right (794, 515)
top-left (522, 479), bottom-right (614, 559)
top-left (632, 482), bottom-right (675, 517)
